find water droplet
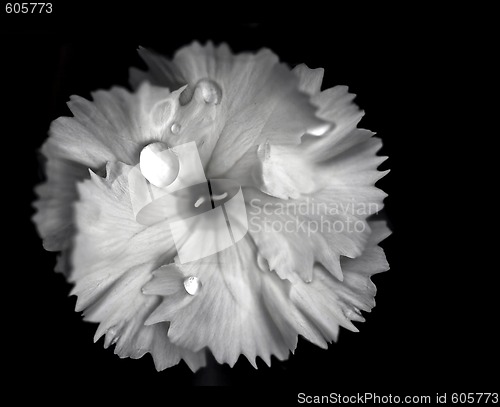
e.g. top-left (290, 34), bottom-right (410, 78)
top-left (183, 276), bottom-right (200, 296)
top-left (170, 122), bottom-right (181, 134)
top-left (179, 79), bottom-right (222, 106)
top-left (197, 79), bottom-right (222, 104)
top-left (140, 142), bottom-right (180, 188)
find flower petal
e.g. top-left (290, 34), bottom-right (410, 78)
top-left (293, 64), bottom-right (324, 95)
top-left (254, 142), bottom-right (318, 200)
top-left (245, 164), bottom-right (384, 284)
top-left (144, 237), bottom-right (298, 368)
top-left (42, 83), bottom-right (173, 167)
top-left (32, 158), bottom-right (88, 252)
top-left (303, 87), bottom-right (366, 162)
top-left (130, 46), bottom-right (185, 90)
top-left (132, 42), bottom-right (327, 177)
top-left (262, 220), bottom-right (391, 345)
top-left (71, 161), bottom-right (205, 371)
top-left (35, 82), bottom-right (176, 257)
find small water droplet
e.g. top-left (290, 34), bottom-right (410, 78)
top-left (170, 122), bottom-right (181, 134)
top-left (183, 276), bottom-right (200, 296)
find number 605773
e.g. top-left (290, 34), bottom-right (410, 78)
top-left (5, 3), bottom-right (53, 13)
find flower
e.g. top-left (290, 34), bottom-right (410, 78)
top-left (33, 42), bottom-right (390, 371)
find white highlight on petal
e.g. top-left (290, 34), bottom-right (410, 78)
top-left (183, 276), bottom-right (201, 296)
top-left (307, 123), bottom-right (331, 136)
top-left (139, 142), bottom-right (180, 188)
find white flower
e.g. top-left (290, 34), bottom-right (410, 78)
top-left (33, 42), bottom-right (390, 371)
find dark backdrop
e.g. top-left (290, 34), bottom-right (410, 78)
top-left (3, 18), bottom-right (496, 402)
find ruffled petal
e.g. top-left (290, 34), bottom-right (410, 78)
top-left (306, 88), bottom-right (366, 162)
top-left (293, 64), bottom-right (324, 95)
top-left (246, 187), bottom-right (364, 283)
top-left (263, 220), bottom-right (391, 345)
top-left (130, 46), bottom-right (185, 90)
top-left (32, 158), bottom-right (88, 252)
top-left (245, 132), bottom-right (387, 285)
top-left (34, 83), bottom-right (176, 256)
top-left (42, 83), bottom-right (173, 167)
top-left (143, 237), bottom-right (297, 368)
top-left (71, 161), bottom-right (205, 371)
top-left (254, 142), bottom-right (319, 199)
top-left (132, 42), bottom-right (327, 177)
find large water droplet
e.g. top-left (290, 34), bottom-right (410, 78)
top-left (197, 79), bottom-right (222, 105)
top-left (183, 276), bottom-right (201, 296)
top-left (140, 142), bottom-right (180, 188)
top-left (170, 122), bottom-right (181, 134)
top-left (180, 78), bottom-right (223, 106)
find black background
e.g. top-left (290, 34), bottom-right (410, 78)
top-left (3, 8), bottom-right (497, 403)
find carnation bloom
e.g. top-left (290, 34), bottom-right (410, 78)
top-left (33, 42), bottom-right (390, 371)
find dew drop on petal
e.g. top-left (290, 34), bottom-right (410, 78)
top-left (170, 122), bottom-right (181, 134)
top-left (183, 276), bottom-right (201, 296)
top-left (196, 79), bottom-right (222, 105)
top-left (308, 123), bottom-right (331, 136)
top-left (140, 142), bottom-right (180, 188)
